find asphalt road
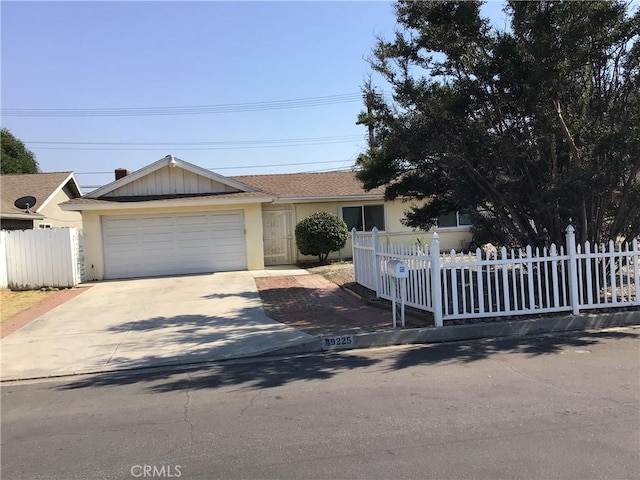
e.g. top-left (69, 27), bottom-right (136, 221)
top-left (2, 327), bottom-right (639, 480)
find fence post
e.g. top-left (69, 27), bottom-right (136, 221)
top-left (372, 227), bottom-right (382, 297)
top-left (566, 224), bottom-right (580, 315)
top-left (0, 231), bottom-right (7, 289)
top-left (351, 227), bottom-right (356, 258)
top-left (351, 228), bottom-right (359, 286)
top-left (430, 232), bottom-right (443, 327)
top-left (633, 239), bottom-right (639, 305)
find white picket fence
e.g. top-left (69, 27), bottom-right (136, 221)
top-left (353, 226), bottom-right (640, 327)
top-left (0, 228), bottom-right (85, 289)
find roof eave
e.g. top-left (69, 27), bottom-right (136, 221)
top-left (35, 173), bottom-right (82, 213)
top-left (0, 212), bottom-right (45, 220)
top-left (274, 194), bottom-right (385, 203)
top-left (61, 195), bottom-right (276, 211)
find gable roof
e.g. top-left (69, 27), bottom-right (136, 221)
top-left (232, 171), bottom-right (385, 199)
top-left (87, 155), bottom-right (259, 199)
top-left (1, 172), bottom-right (82, 219)
top-left (61, 158), bottom-right (386, 212)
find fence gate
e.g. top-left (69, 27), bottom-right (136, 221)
top-left (262, 206), bottom-right (296, 265)
top-left (1, 227), bottom-right (85, 289)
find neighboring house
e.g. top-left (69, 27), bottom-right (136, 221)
top-left (61, 155), bottom-right (471, 280)
top-left (0, 172), bottom-right (83, 230)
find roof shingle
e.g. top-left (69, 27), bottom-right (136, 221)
top-left (1, 172), bottom-right (78, 216)
top-left (231, 170), bottom-right (384, 197)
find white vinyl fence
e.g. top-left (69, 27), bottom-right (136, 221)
top-left (353, 226), bottom-right (640, 327)
top-left (0, 228), bottom-right (85, 289)
top-left (0, 233), bottom-right (7, 288)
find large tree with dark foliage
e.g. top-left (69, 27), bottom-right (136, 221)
top-left (357, 0), bottom-right (640, 247)
top-left (1, 128), bottom-right (39, 174)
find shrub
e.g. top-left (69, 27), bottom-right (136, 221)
top-left (295, 212), bottom-right (349, 264)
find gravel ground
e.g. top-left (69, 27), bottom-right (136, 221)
top-left (304, 262), bottom-right (376, 299)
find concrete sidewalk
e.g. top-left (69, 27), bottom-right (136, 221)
top-left (0, 272), bottom-right (314, 381)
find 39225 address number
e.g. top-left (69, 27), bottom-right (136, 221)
top-left (322, 335), bottom-right (355, 350)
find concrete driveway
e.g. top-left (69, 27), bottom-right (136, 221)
top-left (0, 272), bottom-right (314, 381)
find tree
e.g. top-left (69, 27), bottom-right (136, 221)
top-left (295, 212), bottom-right (349, 264)
top-left (357, 0), bottom-right (640, 247)
top-left (1, 128), bottom-right (39, 174)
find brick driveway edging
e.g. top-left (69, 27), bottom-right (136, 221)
top-left (1, 287), bottom-right (91, 339)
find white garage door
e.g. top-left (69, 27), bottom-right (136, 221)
top-left (102, 211), bottom-right (247, 279)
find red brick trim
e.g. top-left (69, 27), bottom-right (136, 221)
top-left (1, 287), bottom-right (91, 339)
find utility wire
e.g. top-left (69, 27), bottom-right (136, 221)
top-left (32, 139), bottom-right (361, 151)
top-left (73, 159), bottom-right (356, 175)
top-left (2, 93), bottom-right (365, 117)
top-left (25, 134), bottom-right (362, 146)
top-left (74, 164), bottom-right (355, 190)
top-left (27, 134), bottom-right (365, 151)
top-left (78, 165), bottom-right (358, 190)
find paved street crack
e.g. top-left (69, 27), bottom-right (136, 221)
top-left (183, 374), bottom-right (195, 446)
top-left (240, 392), bottom-right (261, 416)
top-left (105, 286), bottom-right (166, 366)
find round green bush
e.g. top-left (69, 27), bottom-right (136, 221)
top-left (295, 212), bottom-right (349, 264)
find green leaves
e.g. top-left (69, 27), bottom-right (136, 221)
top-left (358, 0), bottom-right (639, 246)
top-left (294, 212), bottom-right (349, 264)
top-left (1, 128), bottom-right (39, 174)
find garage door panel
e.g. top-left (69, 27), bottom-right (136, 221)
top-left (140, 216), bottom-right (176, 227)
top-left (103, 217), bottom-right (139, 229)
top-left (180, 231), bottom-right (214, 242)
top-left (211, 227), bottom-right (243, 237)
top-left (141, 230), bottom-right (175, 239)
top-left (105, 233), bottom-right (140, 244)
top-left (103, 211), bottom-right (247, 279)
top-left (175, 215), bottom-right (210, 226)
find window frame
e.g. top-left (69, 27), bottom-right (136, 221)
top-left (436, 211), bottom-right (472, 230)
top-left (340, 203), bottom-right (386, 232)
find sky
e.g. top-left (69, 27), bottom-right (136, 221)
top-left (1, 0), bottom-right (507, 192)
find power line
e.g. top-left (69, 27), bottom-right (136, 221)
top-left (32, 139), bottom-right (362, 151)
top-left (26, 134), bottom-right (362, 146)
top-left (2, 93), bottom-right (365, 117)
top-left (27, 134), bottom-right (365, 151)
top-left (77, 165), bottom-right (358, 189)
top-left (73, 159), bottom-right (356, 175)
top-left (78, 165), bottom-right (357, 187)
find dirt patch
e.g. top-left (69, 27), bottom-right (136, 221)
top-left (305, 263), bottom-right (354, 286)
top-left (0, 290), bottom-right (56, 323)
top-left (304, 262), bottom-right (377, 300)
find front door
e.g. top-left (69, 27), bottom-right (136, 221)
top-left (262, 207), bottom-right (295, 265)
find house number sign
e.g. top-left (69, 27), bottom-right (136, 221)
top-left (321, 335), bottom-right (355, 350)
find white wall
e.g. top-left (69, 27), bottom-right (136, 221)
top-left (1, 228), bottom-right (83, 289)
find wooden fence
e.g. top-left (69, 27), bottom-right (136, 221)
top-left (353, 226), bottom-right (640, 327)
top-left (0, 228), bottom-right (85, 289)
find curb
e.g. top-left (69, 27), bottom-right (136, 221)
top-left (4, 311), bottom-right (637, 383)
top-left (266, 310), bottom-right (640, 356)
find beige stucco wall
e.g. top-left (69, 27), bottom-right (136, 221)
top-left (289, 199), bottom-right (473, 262)
top-left (81, 203), bottom-right (264, 281)
top-left (35, 188), bottom-right (83, 229)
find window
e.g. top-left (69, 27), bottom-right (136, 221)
top-left (342, 205), bottom-right (385, 232)
top-left (437, 211), bottom-right (472, 228)
top-left (38, 223), bottom-right (52, 229)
